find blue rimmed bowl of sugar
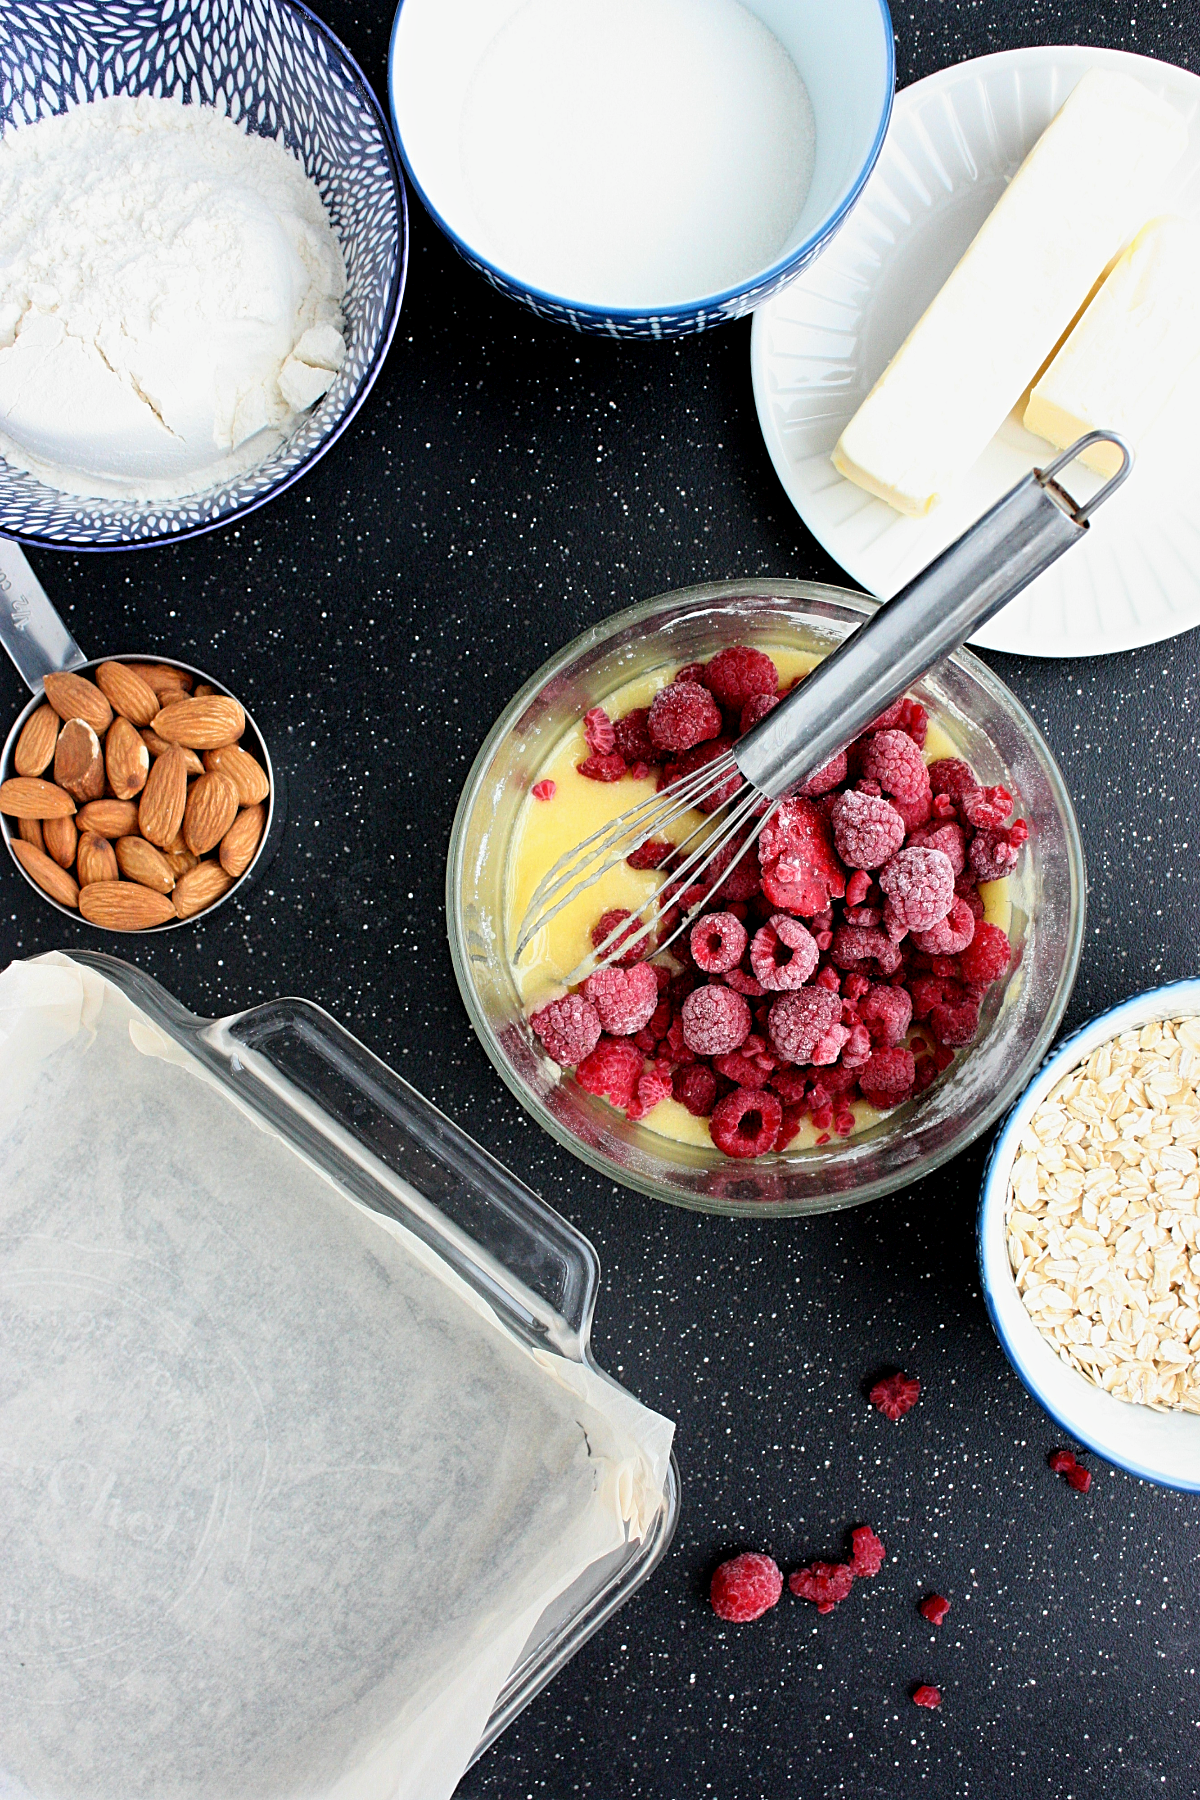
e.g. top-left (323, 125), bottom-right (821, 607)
top-left (389, 0), bottom-right (894, 337)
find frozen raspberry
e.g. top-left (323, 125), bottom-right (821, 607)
top-left (648, 680), bottom-right (722, 754)
top-left (771, 1068), bottom-right (810, 1104)
top-left (750, 915), bottom-right (819, 991)
top-left (713, 1048), bottom-right (772, 1090)
top-left (1047, 1449), bottom-right (1077, 1475)
top-left (530, 994), bottom-right (602, 1067)
top-left (969, 828), bottom-right (1020, 882)
top-left (767, 987), bottom-right (842, 1065)
top-left (663, 1017), bottom-right (696, 1065)
top-left (920, 1593), bottom-right (950, 1625)
top-left (865, 695), bottom-right (927, 745)
top-left (627, 1064), bottom-right (673, 1121)
top-left (663, 737), bottom-right (741, 811)
top-left (702, 644), bottom-right (779, 710)
top-left (928, 758), bottom-right (981, 805)
top-left (626, 838), bottom-right (673, 871)
top-left (759, 797), bottom-right (846, 916)
top-left (577, 750), bottom-right (627, 782)
top-left (858, 1047), bottom-right (916, 1109)
top-left (913, 897), bottom-right (977, 956)
top-left (892, 787), bottom-right (932, 833)
top-left (591, 908), bottom-right (649, 965)
top-left (724, 965), bottom-right (766, 997)
top-left (830, 925), bottom-right (904, 978)
top-left (674, 661), bottom-right (707, 685)
top-left (710, 1552), bottom-right (783, 1622)
top-left (776, 1105), bottom-right (805, 1150)
top-left (583, 963), bottom-right (659, 1035)
top-left (794, 750), bottom-right (849, 798)
top-left (912, 1685), bottom-right (941, 1710)
top-left (1067, 1464), bottom-right (1092, 1493)
top-left (858, 984), bottom-right (913, 1048)
top-left (845, 869), bottom-right (872, 907)
top-left (690, 911), bottom-right (749, 973)
top-left (612, 707), bottom-right (656, 764)
top-left (831, 789), bottom-right (907, 870)
top-left (841, 1021), bottom-right (872, 1068)
top-left (532, 779), bottom-right (556, 802)
top-left (958, 920), bottom-right (1010, 986)
top-left (575, 1037), bottom-right (644, 1107)
top-left (739, 691), bottom-right (779, 734)
top-left (928, 999), bottom-right (980, 1048)
top-left (788, 1561), bottom-right (856, 1614)
top-left (906, 820), bottom-right (966, 875)
top-left (909, 976), bottom-right (946, 1021)
top-left (673, 1064), bottom-right (718, 1115)
top-left (710, 1087), bottom-right (783, 1158)
top-left (811, 1022), bottom-right (850, 1065)
top-left (869, 1371), bottom-right (921, 1421)
top-left (961, 783), bottom-right (1013, 829)
top-left (859, 729), bottom-right (930, 803)
top-left (583, 706), bottom-right (616, 754)
top-left (682, 984), bottom-right (751, 1056)
top-left (879, 847), bottom-right (955, 932)
top-left (849, 1526), bottom-right (885, 1578)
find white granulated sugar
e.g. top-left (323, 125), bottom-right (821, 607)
top-left (459, 0), bottom-right (815, 309)
top-left (0, 95), bottom-right (347, 501)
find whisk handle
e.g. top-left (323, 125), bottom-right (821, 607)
top-left (736, 432), bottom-right (1131, 799)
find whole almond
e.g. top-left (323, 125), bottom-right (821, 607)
top-left (42, 671), bottom-right (113, 735)
top-left (77, 798), bottom-right (140, 839)
top-left (42, 813), bottom-right (78, 869)
top-left (11, 839), bottom-right (79, 908)
top-left (204, 743), bottom-right (270, 806)
top-left (95, 661), bottom-right (160, 728)
top-left (172, 860), bottom-right (233, 919)
top-left (0, 777), bottom-right (76, 819)
top-left (79, 880), bottom-right (175, 931)
top-left (138, 744), bottom-right (188, 848)
top-left (142, 728), bottom-right (204, 775)
top-left (165, 845), bottom-right (200, 877)
top-left (219, 802), bottom-right (266, 878)
top-left (53, 718), bottom-right (105, 803)
top-left (77, 832), bottom-right (119, 886)
top-left (115, 834), bottom-right (177, 894)
top-left (124, 663), bottom-right (193, 698)
top-left (152, 695), bottom-right (245, 749)
top-left (17, 816), bottom-right (45, 852)
top-left (183, 770), bottom-right (239, 855)
top-left (105, 715), bottom-right (150, 799)
top-left (14, 705), bottom-right (59, 777)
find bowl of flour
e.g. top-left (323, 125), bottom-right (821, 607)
top-left (389, 0), bottom-right (893, 337)
top-left (0, 2), bottom-right (406, 549)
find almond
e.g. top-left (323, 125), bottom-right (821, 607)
top-left (152, 695), bottom-right (245, 749)
top-left (77, 798), bottom-right (140, 839)
top-left (204, 743), bottom-right (270, 806)
top-left (138, 744), bottom-right (188, 848)
top-left (14, 704), bottom-right (59, 777)
top-left (94, 660), bottom-right (161, 727)
top-left (42, 814), bottom-right (78, 869)
top-left (53, 718), bottom-right (105, 803)
top-left (165, 846), bottom-right (201, 878)
top-left (0, 776), bottom-right (76, 819)
top-left (11, 838), bottom-right (79, 908)
top-left (16, 816), bottom-right (45, 852)
top-left (194, 682), bottom-right (216, 697)
top-left (77, 832), bottom-right (119, 886)
top-left (115, 834), bottom-right (177, 894)
top-left (124, 663), bottom-right (193, 698)
top-left (79, 880), bottom-right (175, 931)
top-left (172, 860), bottom-right (233, 919)
top-left (183, 770), bottom-right (238, 855)
top-left (42, 670), bottom-right (112, 735)
top-left (219, 802), bottom-right (266, 877)
top-left (142, 728), bottom-right (204, 775)
top-left (105, 715), bottom-right (150, 799)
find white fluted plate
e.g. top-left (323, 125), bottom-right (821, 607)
top-left (750, 46), bottom-right (1200, 658)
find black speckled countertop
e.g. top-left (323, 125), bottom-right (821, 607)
top-left (3, 5), bottom-right (1200, 1797)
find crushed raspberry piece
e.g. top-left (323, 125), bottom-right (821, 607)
top-left (912, 896), bottom-right (976, 956)
top-left (1048, 1449), bottom-right (1077, 1474)
top-left (1066, 1464), bottom-right (1092, 1493)
top-left (583, 962), bottom-right (659, 1035)
top-left (776, 1104), bottom-right (805, 1149)
top-left (710, 1552), bottom-right (783, 1623)
top-left (532, 779), bottom-right (557, 802)
top-left (627, 837), bottom-right (674, 870)
top-left (690, 911), bottom-right (749, 974)
top-left (682, 983), bottom-right (752, 1056)
top-left (739, 691), bottom-right (779, 735)
top-left (830, 925), bottom-right (904, 978)
top-left (841, 1021), bottom-right (872, 1067)
top-left (530, 994), bottom-right (602, 1067)
top-left (928, 999), bottom-right (980, 1048)
top-left (812, 1022), bottom-right (851, 1066)
top-left (767, 987), bottom-right (843, 1065)
top-left (869, 1371), bottom-right (921, 1421)
top-left (845, 869), bottom-right (872, 907)
top-left (577, 750), bottom-right (627, 782)
top-left (961, 783), bottom-right (1013, 829)
top-left (674, 1064), bottom-right (718, 1115)
top-left (710, 1087), bottom-right (783, 1158)
top-left (759, 798), bottom-right (846, 916)
top-left (906, 820), bottom-right (966, 875)
top-left (928, 758), bottom-right (981, 805)
top-left (750, 915), bottom-right (819, 990)
top-left (858, 1047), bottom-right (916, 1109)
top-left (958, 920), bottom-right (1010, 985)
top-left (859, 729), bottom-right (931, 803)
top-left (931, 791), bottom-right (957, 820)
top-left (627, 1064), bottom-right (673, 1121)
top-left (919, 1593), bottom-right (950, 1626)
top-left (724, 964), bottom-right (767, 997)
top-left (858, 984), bottom-right (913, 1048)
top-left (648, 680), bottom-right (722, 753)
top-left (591, 908), bottom-right (649, 964)
top-left (584, 706), bottom-right (616, 754)
top-left (788, 1561), bottom-right (856, 1614)
top-left (912, 1685), bottom-right (941, 1709)
top-left (849, 1526), bottom-right (885, 1577)
top-left (663, 737), bottom-right (741, 811)
top-left (969, 828), bottom-right (1021, 882)
top-left (702, 645), bottom-right (779, 710)
top-left (612, 707), bottom-right (656, 765)
top-left (831, 789), bottom-right (907, 870)
top-left (575, 1037), bottom-right (643, 1107)
top-left (663, 1017), bottom-right (696, 1066)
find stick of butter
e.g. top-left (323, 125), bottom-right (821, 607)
top-left (1024, 215), bottom-right (1200, 477)
top-left (832, 70), bottom-right (1188, 518)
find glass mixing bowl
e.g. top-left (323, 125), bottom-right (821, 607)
top-left (446, 580), bottom-right (1085, 1217)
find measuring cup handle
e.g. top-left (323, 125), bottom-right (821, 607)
top-left (0, 538), bottom-right (87, 693)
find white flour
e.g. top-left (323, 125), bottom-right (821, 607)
top-left (0, 95), bottom-right (347, 501)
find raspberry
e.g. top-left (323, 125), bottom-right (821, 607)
top-left (830, 925), bottom-right (904, 978)
top-left (906, 820), bottom-right (966, 876)
top-left (702, 644), bottom-right (778, 710)
top-left (1066, 1464), bottom-right (1092, 1494)
top-left (577, 750), bottom-right (627, 782)
top-left (713, 1049), bottom-right (772, 1090)
top-left (788, 1561), bottom-right (856, 1614)
top-left (674, 661), bottom-right (707, 685)
top-left (750, 915), bottom-right (819, 990)
top-left (663, 1017), bottom-right (696, 1065)
top-left (849, 1526), bottom-right (885, 1577)
top-left (663, 737), bottom-right (741, 811)
top-left (794, 750), bottom-right (849, 798)
top-left (859, 729), bottom-right (930, 803)
top-left (648, 680), bottom-right (722, 753)
top-left (711, 838), bottom-right (763, 903)
top-left (530, 994), bottom-right (602, 1067)
top-left (912, 1685), bottom-right (942, 1710)
top-left (919, 1593), bottom-right (950, 1626)
top-left (575, 1037), bottom-right (644, 1107)
top-left (591, 908), bottom-right (649, 964)
top-left (961, 783), bottom-right (1013, 829)
top-left (767, 987), bottom-right (842, 1065)
top-left (928, 999), bottom-right (980, 1048)
top-left (682, 983), bottom-right (751, 1056)
top-left (758, 798), bottom-right (846, 916)
top-left (842, 1022), bottom-right (872, 1068)
top-left (613, 707), bottom-right (656, 765)
top-left (583, 962), bottom-right (659, 1035)
top-left (626, 1064), bottom-right (673, 1120)
top-left (673, 1064), bottom-right (718, 1116)
top-left (710, 1552), bottom-right (783, 1622)
top-left (845, 869), bottom-right (872, 907)
top-left (958, 920), bottom-right (1010, 985)
top-left (892, 787), bottom-right (932, 833)
top-left (858, 1047), bottom-right (916, 1109)
top-left (724, 965), bottom-right (766, 997)
top-left (532, 779), bottom-right (556, 802)
top-left (583, 706), bottom-right (616, 754)
top-left (710, 1087), bottom-right (783, 1157)
top-left (740, 691), bottom-right (779, 734)
top-left (627, 837), bottom-right (674, 870)
top-left (690, 910), bottom-right (749, 973)
top-left (858, 983), bottom-right (912, 1048)
top-left (1047, 1449), bottom-right (1077, 1474)
top-left (879, 847), bottom-right (955, 932)
top-left (909, 976), bottom-right (946, 1020)
top-left (831, 789), bottom-right (907, 870)
top-left (912, 897), bottom-right (976, 955)
top-left (969, 828), bottom-right (1020, 882)
top-left (869, 1371), bottom-right (921, 1420)
top-left (928, 758), bottom-right (981, 805)
top-left (776, 1104), bottom-right (805, 1150)
top-left (865, 695), bottom-right (927, 745)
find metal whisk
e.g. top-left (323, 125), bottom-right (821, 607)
top-left (516, 432), bottom-right (1131, 978)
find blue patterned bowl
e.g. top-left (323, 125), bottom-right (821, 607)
top-left (389, 0), bottom-right (893, 338)
top-left (0, 1), bottom-right (407, 549)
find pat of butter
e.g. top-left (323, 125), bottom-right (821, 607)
top-left (1024, 215), bottom-right (1200, 477)
top-left (832, 70), bottom-right (1188, 518)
